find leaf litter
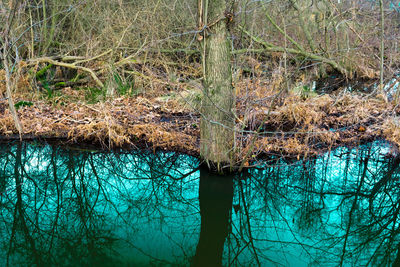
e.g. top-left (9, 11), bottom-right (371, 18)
top-left (0, 75), bottom-right (399, 161)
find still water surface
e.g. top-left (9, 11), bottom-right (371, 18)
top-left (0, 141), bottom-right (400, 266)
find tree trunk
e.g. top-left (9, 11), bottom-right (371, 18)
top-left (2, 0), bottom-right (24, 139)
top-left (200, 0), bottom-right (235, 173)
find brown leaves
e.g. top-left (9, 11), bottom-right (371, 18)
top-left (0, 75), bottom-right (396, 162)
top-left (383, 118), bottom-right (400, 147)
top-left (0, 95), bottom-right (199, 153)
top-left (129, 124), bottom-right (196, 152)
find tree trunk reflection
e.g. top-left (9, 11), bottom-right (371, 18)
top-left (192, 167), bottom-right (233, 267)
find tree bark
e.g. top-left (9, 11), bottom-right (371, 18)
top-left (2, 0), bottom-right (24, 139)
top-left (379, 0), bottom-right (385, 98)
top-left (3, 55), bottom-right (24, 138)
top-left (199, 0), bottom-right (235, 173)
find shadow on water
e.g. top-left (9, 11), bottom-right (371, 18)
top-left (1, 141), bottom-right (400, 266)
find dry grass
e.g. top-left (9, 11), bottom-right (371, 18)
top-left (0, 84), bottom-right (399, 161)
top-left (2, 57), bottom-right (400, 162)
top-left (0, 92), bottom-right (199, 153)
top-left (274, 95), bottom-right (330, 125)
top-left (383, 118), bottom-right (400, 147)
top-left (236, 89), bottom-right (396, 159)
top-left (129, 124), bottom-right (196, 152)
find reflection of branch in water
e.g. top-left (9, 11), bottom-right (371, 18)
top-left (0, 142), bottom-right (202, 265)
top-left (393, 242), bottom-right (400, 267)
top-left (268, 183), bottom-right (318, 265)
top-left (340, 149), bottom-right (370, 266)
top-left (226, 143), bottom-right (400, 265)
top-left (9, 142), bottom-right (41, 266)
top-left (238, 179), bottom-right (261, 267)
top-left (48, 147), bottom-right (61, 254)
top-left (369, 156), bottom-right (400, 215)
top-left (2, 141), bottom-right (400, 265)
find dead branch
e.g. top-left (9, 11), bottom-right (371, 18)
top-left (287, 0), bottom-right (317, 53)
top-left (238, 25), bottom-right (348, 77)
top-left (30, 57), bottom-right (104, 88)
top-left (74, 49), bottom-right (112, 65)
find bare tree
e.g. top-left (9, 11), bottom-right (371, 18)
top-left (0, 0), bottom-right (24, 138)
top-left (198, 0), bottom-right (235, 173)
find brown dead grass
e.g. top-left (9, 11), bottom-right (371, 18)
top-left (0, 93), bottom-right (199, 154)
top-left (0, 74), bottom-right (399, 161)
top-left (383, 118), bottom-right (400, 147)
top-left (274, 95), bottom-right (330, 125)
top-left (0, 70), bottom-right (5, 97)
top-left (239, 90), bottom-right (395, 159)
top-left (129, 124), bottom-right (196, 152)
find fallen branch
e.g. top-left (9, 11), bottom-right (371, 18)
top-left (74, 49), bottom-right (112, 65)
top-left (30, 57), bottom-right (105, 88)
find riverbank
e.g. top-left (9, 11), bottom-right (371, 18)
top-left (1, 86), bottom-right (399, 164)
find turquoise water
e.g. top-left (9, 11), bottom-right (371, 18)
top-left (0, 141), bottom-right (399, 266)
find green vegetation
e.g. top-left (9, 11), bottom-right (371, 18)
top-left (84, 87), bottom-right (105, 104)
top-left (14, 101), bottom-right (33, 110)
top-left (112, 73), bottom-right (136, 96)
